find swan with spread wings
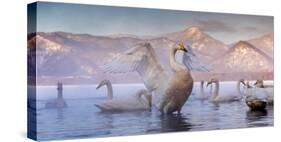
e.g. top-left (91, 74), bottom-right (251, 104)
top-left (101, 42), bottom-right (207, 114)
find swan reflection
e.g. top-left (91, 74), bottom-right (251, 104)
top-left (146, 114), bottom-right (192, 133)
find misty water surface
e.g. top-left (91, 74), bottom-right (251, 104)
top-left (32, 82), bottom-right (273, 141)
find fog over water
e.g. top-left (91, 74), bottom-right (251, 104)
top-left (32, 81), bottom-right (273, 141)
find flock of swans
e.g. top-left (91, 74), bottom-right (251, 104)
top-left (94, 42), bottom-right (273, 114)
top-left (197, 79), bottom-right (273, 110)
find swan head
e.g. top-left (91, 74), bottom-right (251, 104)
top-left (239, 79), bottom-right (252, 88)
top-left (254, 80), bottom-right (264, 88)
top-left (239, 79), bottom-right (246, 86)
top-left (177, 43), bottom-right (188, 52)
top-left (57, 82), bottom-right (63, 90)
top-left (136, 89), bottom-right (152, 111)
top-left (206, 78), bottom-right (218, 87)
top-left (246, 81), bottom-right (253, 88)
top-left (96, 79), bottom-right (110, 89)
top-left (181, 42), bottom-right (209, 71)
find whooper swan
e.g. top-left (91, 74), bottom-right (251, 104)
top-left (95, 79), bottom-right (152, 112)
top-left (206, 79), bottom-right (243, 103)
top-left (101, 42), bottom-right (207, 114)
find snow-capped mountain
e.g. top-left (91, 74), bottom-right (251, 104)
top-left (163, 27), bottom-right (228, 62)
top-left (27, 32), bottom-right (177, 76)
top-left (28, 33), bottom-right (99, 76)
top-left (27, 28), bottom-right (274, 84)
top-left (211, 41), bottom-right (273, 73)
top-left (248, 33), bottom-right (274, 58)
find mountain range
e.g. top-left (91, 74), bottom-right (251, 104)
top-left (211, 41), bottom-right (273, 73)
top-left (27, 27), bottom-right (274, 84)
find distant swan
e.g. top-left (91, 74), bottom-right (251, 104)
top-left (95, 79), bottom-right (152, 112)
top-left (101, 42), bottom-right (207, 114)
top-left (45, 82), bottom-right (67, 109)
top-left (206, 79), bottom-right (243, 103)
top-left (254, 80), bottom-right (273, 106)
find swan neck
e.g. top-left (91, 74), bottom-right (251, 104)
top-left (169, 47), bottom-right (185, 72)
top-left (209, 84), bottom-right (213, 94)
top-left (213, 81), bottom-right (219, 98)
top-left (237, 81), bottom-right (243, 96)
top-left (105, 82), bottom-right (113, 99)
top-left (200, 81), bottom-right (205, 96)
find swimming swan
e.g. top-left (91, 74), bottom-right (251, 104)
top-left (206, 79), bottom-right (243, 103)
top-left (45, 82), bottom-right (67, 109)
top-left (243, 81), bottom-right (267, 110)
top-left (95, 79), bottom-right (152, 112)
top-left (254, 80), bottom-right (273, 106)
top-left (101, 43), bottom-right (207, 114)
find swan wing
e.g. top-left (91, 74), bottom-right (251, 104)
top-left (95, 94), bottom-right (150, 111)
top-left (216, 95), bottom-right (231, 102)
top-left (95, 100), bottom-right (127, 111)
top-left (100, 43), bottom-right (158, 74)
top-left (101, 52), bottom-right (143, 74)
top-left (94, 104), bottom-right (110, 111)
top-left (182, 46), bottom-right (209, 72)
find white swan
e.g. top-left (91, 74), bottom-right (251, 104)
top-left (45, 82), bottom-right (67, 109)
top-left (206, 79), bottom-right (243, 103)
top-left (95, 79), bottom-right (152, 112)
top-left (254, 80), bottom-right (274, 105)
top-left (243, 81), bottom-right (267, 110)
top-left (101, 43), bottom-right (207, 114)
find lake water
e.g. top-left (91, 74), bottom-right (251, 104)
top-left (33, 82), bottom-right (274, 141)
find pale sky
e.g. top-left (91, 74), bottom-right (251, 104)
top-left (32, 2), bottom-right (273, 44)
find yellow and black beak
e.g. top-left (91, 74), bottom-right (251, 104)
top-left (254, 80), bottom-right (263, 85)
top-left (177, 43), bottom-right (188, 52)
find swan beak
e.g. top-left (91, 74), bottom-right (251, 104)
top-left (254, 81), bottom-right (257, 86)
top-left (96, 83), bottom-right (102, 90)
top-left (254, 80), bottom-right (263, 86)
top-left (177, 43), bottom-right (188, 52)
top-left (206, 82), bottom-right (211, 87)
